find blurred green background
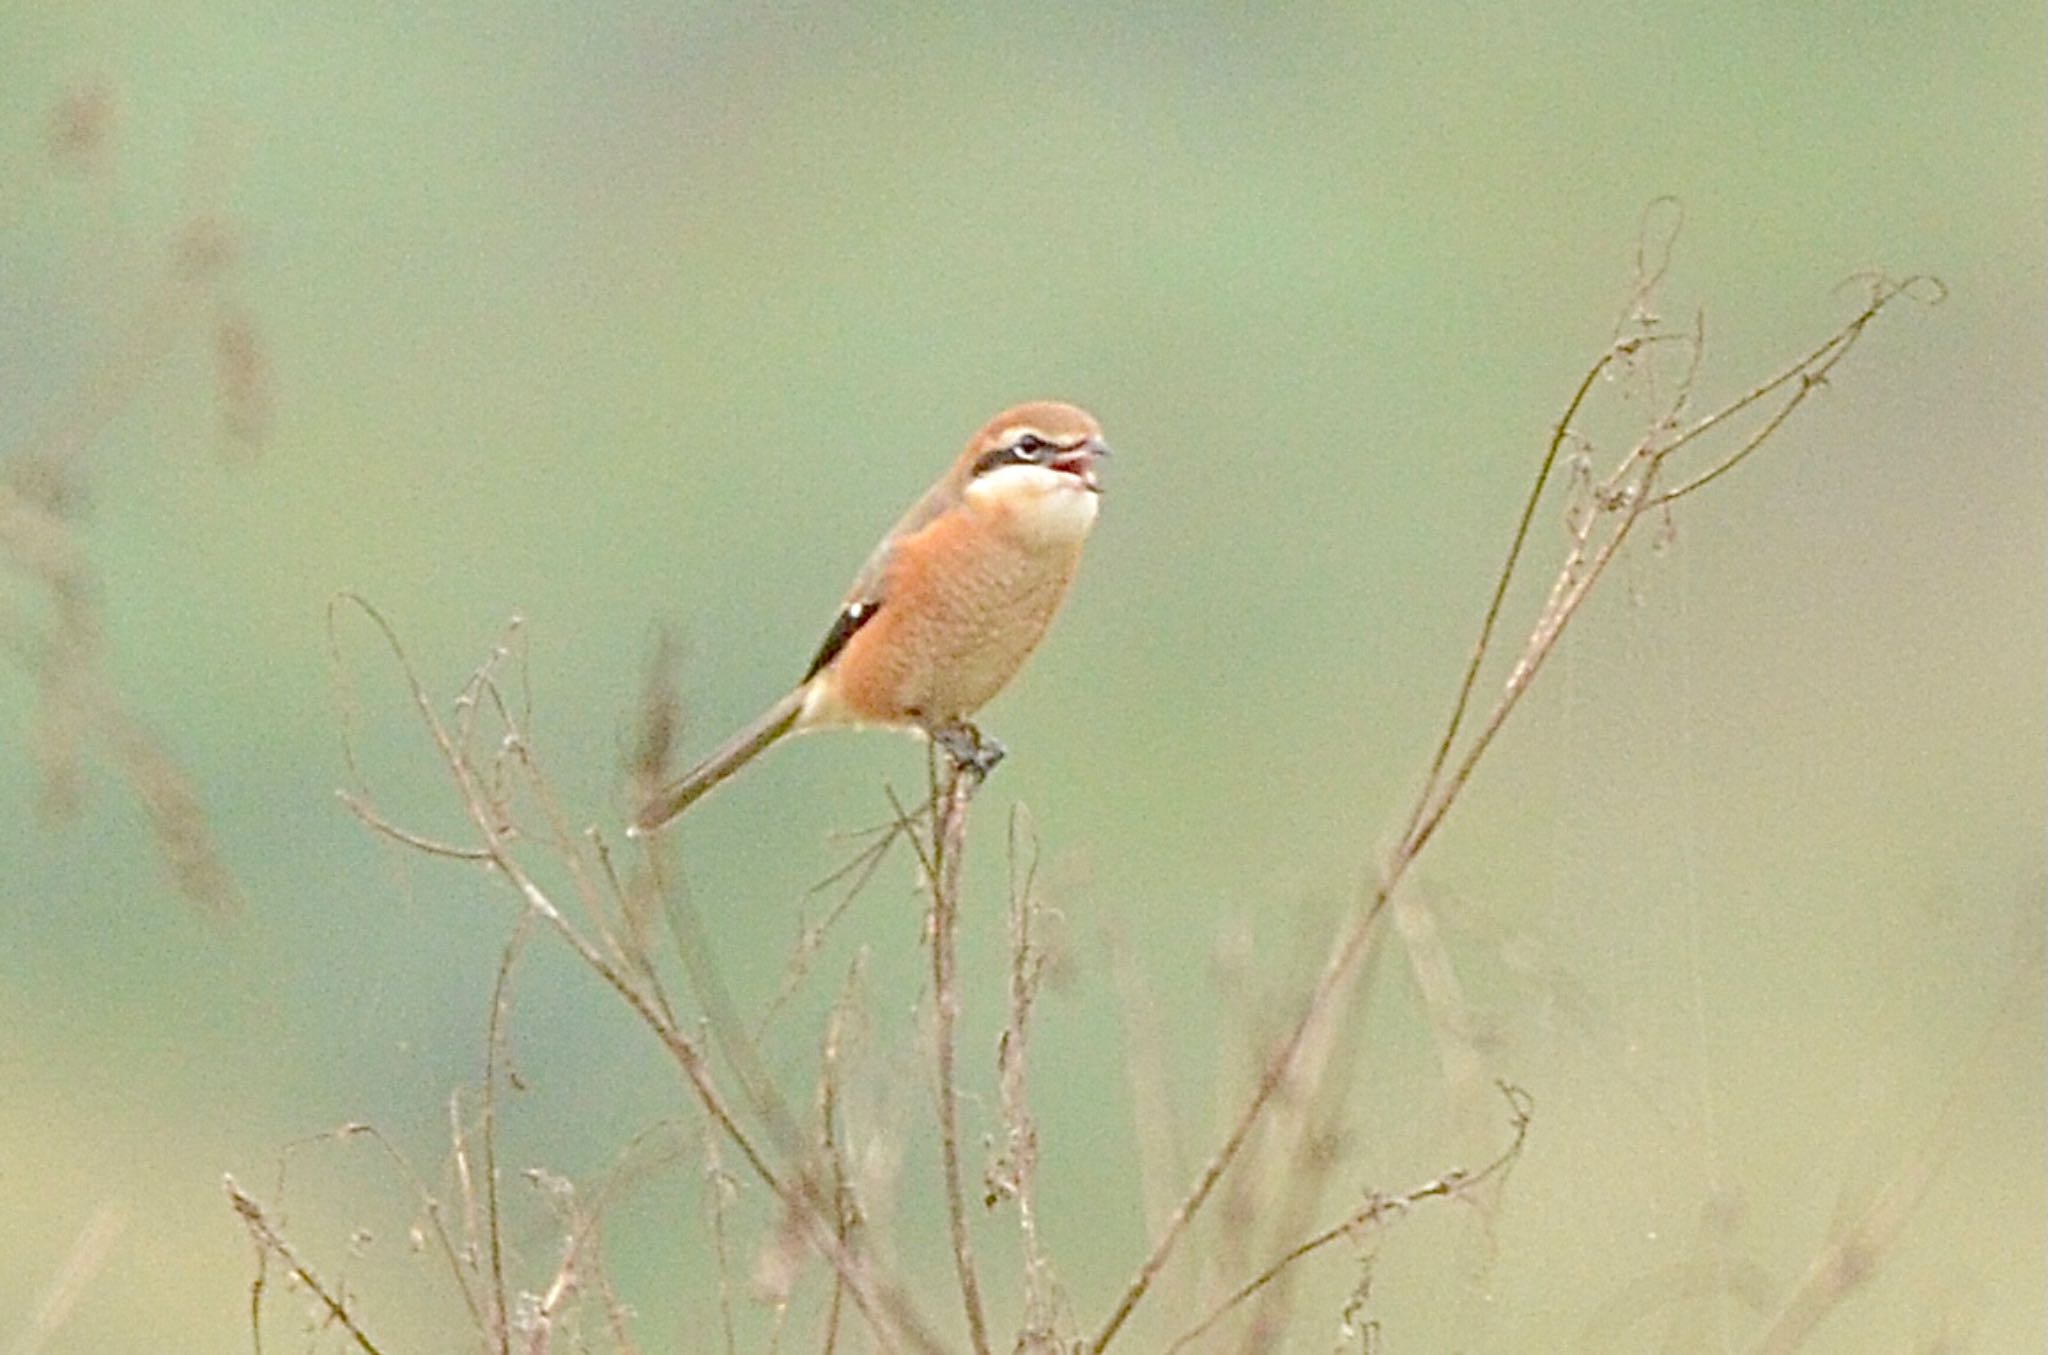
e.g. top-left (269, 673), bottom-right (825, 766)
top-left (3, 3), bottom-right (2042, 1351)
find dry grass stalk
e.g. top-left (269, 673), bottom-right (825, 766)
top-left (702, 1124), bottom-right (741, 1355)
top-left (266, 209), bottom-right (1937, 1354)
top-left (1741, 943), bottom-right (2040, 1355)
top-left (479, 913), bottom-right (536, 1354)
top-left (988, 806), bottom-right (1061, 1348)
top-left (1232, 961), bottom-right (1384, 1352)
top-left (1203, 921), bottom-right (1263, 1305)
top-left (753, 810), bottom-right (918, 1043)
top-left (322, 593), bottom-right (947, 1355)
top-left (227, 1120), bottom-right (479, 1352)
top-left (1165, 1083), bottom-right (1533, 1354)
top-left (1106, 930), bottom-right (1196, 1307)
top-left (816, 959), bottom-right (866, 1355)
top-left (226, 1175), bottom-right (386, 1355)
top-left (6, 84), bottom-right (266, 916)
top-left (1087, 216), bottom-right (1940, 1351)
top-left (921, 747), bottom-right (995, 1355)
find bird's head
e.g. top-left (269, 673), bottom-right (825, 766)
top-left (961, 401), bottom-right (1111, 499)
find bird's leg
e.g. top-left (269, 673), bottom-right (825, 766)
top-left (930, 720), bottom-right (1005, 783)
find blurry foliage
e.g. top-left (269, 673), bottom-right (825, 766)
top-left (2, 79), bottom-right (271, 917)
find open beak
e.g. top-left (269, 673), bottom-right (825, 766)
top-left (1053, 438), bottom-right (1110, 493)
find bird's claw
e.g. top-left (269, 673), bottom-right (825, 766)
top-left (932, 722), bottom-right (1005, 782)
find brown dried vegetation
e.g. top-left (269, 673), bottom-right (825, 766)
top-left (231, 208), bottom-right (1948, 1354)
top-left (4, 81), bottom-right (271, 917)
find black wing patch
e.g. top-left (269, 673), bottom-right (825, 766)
top-left (802, 599), bottom-right (880, 682)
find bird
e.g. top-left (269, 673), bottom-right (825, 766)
top-left (630, 400), bottom-right (1109, 834)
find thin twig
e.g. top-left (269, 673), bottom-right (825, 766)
top-left (1090, 877), bottom-right (1399, 1351)
top-left (1105, 931), bottom-right (1193, 1306)
top-left (590, 826), bottom-right (677, 1021)
top-left (350, 1121), bottom-right (492, 1337)
top-left (1394, 340), bottom-right (1629, 858)
top-left (326, 593), bottom-right (945, 1355)
top-left (703, 1124), bottom-right (740, 1355)
top-left (448, 1090), bottom-right (486, 1331)
top-left (524, 1120), bottom-right (695, 1353)
top-left (754, 812), bottom-right (916, 1043)
top-left (225, 1176), bottom-right (386, 1355)
top-left (1164, 1084), bottom-right (1533, 1354)
top-left (337, 790), bottom-right (492, 861)
top-left (481, 912), bottom-right (534, 1355)
top-left (1088, 259), bottom-right (1936, 1353)
top-left (520, 1168), bottom-right (582, 1355)
top-left (251, 1116), bottom-right (489, 1340)
top-left (819, 956), bottom-right (867, 1355)
top-left (993, 805), bottom-right (1059, 1348)
top-left (1232, 903), bottom-right (1396, 1353)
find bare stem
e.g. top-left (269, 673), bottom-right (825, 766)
top-left (481, 914), bottom-right (533, 1355)
top-left (927, 755), bottom-right (993, 1355)
top-left (818, 961), bottom-right (864, 1355)
top-left (1087, 260), bottom-right (1937, 1353)
top-left (1395, 341), bottom-right (1628, 856)
top-left (1164, 1084), bottom-right (1533, 1354)
top-left (995, 806), bottom-right (1057, 1345)
top-left (226, 1176), bottom-right (386, 1355)
top-left (325, 593), bottom-right (945, 1355)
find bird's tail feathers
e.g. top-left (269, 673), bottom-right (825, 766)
top-left (630, 688), bottom-right (804, 834)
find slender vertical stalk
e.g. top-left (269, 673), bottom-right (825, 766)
top-left (928, 758), bottom-right (993, 1355)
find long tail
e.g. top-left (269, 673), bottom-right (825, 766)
top-left (630, 688), bottom-right (804, 834)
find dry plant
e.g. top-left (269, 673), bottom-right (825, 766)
top-left (2, 79), bottom-right (270, 917)
top-left (236, 206), bottom-right (1942, 1353)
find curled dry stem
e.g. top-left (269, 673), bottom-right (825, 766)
top-left (1088, 245), bottom-right (1939, 1353)
top-left (1164, 1083), bottom-right (1534, 1354)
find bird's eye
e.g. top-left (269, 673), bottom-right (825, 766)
top-left (1010, 434), bottom-right (1049, 462)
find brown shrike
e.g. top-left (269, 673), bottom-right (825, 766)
top-left (631, 401), bottom-right (1108, 833)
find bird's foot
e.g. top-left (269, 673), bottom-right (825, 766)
top-left (931, 721), bottom-right (1005, 783)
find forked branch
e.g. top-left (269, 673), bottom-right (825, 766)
top-left (1163, 1083), bottom-right (1533, 1354)
top-left (1087, 239), bottom-right (1941, 1352)
top-left (322, 594), bottom-right (947, 1355)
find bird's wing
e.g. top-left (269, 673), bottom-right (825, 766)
top-left (801, 597), bottom-right (877, 681)
top-left (799, 473), bottom-right (960, 682)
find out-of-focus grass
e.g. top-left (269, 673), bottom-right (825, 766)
top-left (2, 3), bottom-right (2042, 1351)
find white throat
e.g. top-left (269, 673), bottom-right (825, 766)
top-left (964, 464), bottom-right (1100, 543)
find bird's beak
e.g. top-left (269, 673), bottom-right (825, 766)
top-left (1054, 438), bottom-right (1110, 492)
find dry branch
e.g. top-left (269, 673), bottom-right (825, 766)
top-left (923, 749), bottom-right (995, 1355)
top-left (324, 593), bottom-right (948, 1355)
top-left (990, 806), bottom-right (1060, 1348)
top-left (227, 1175), bottom-right (386, 1355)
top-left (1171, 1083), bottom-right (1531, 1353)
top-left (281, 212), bottom-right (1935, 1355)
top-left (1087, 236), bottom-right (1940, 1352)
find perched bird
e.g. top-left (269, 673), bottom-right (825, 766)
top-left (631, 401), bottom-right (1109, 833)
